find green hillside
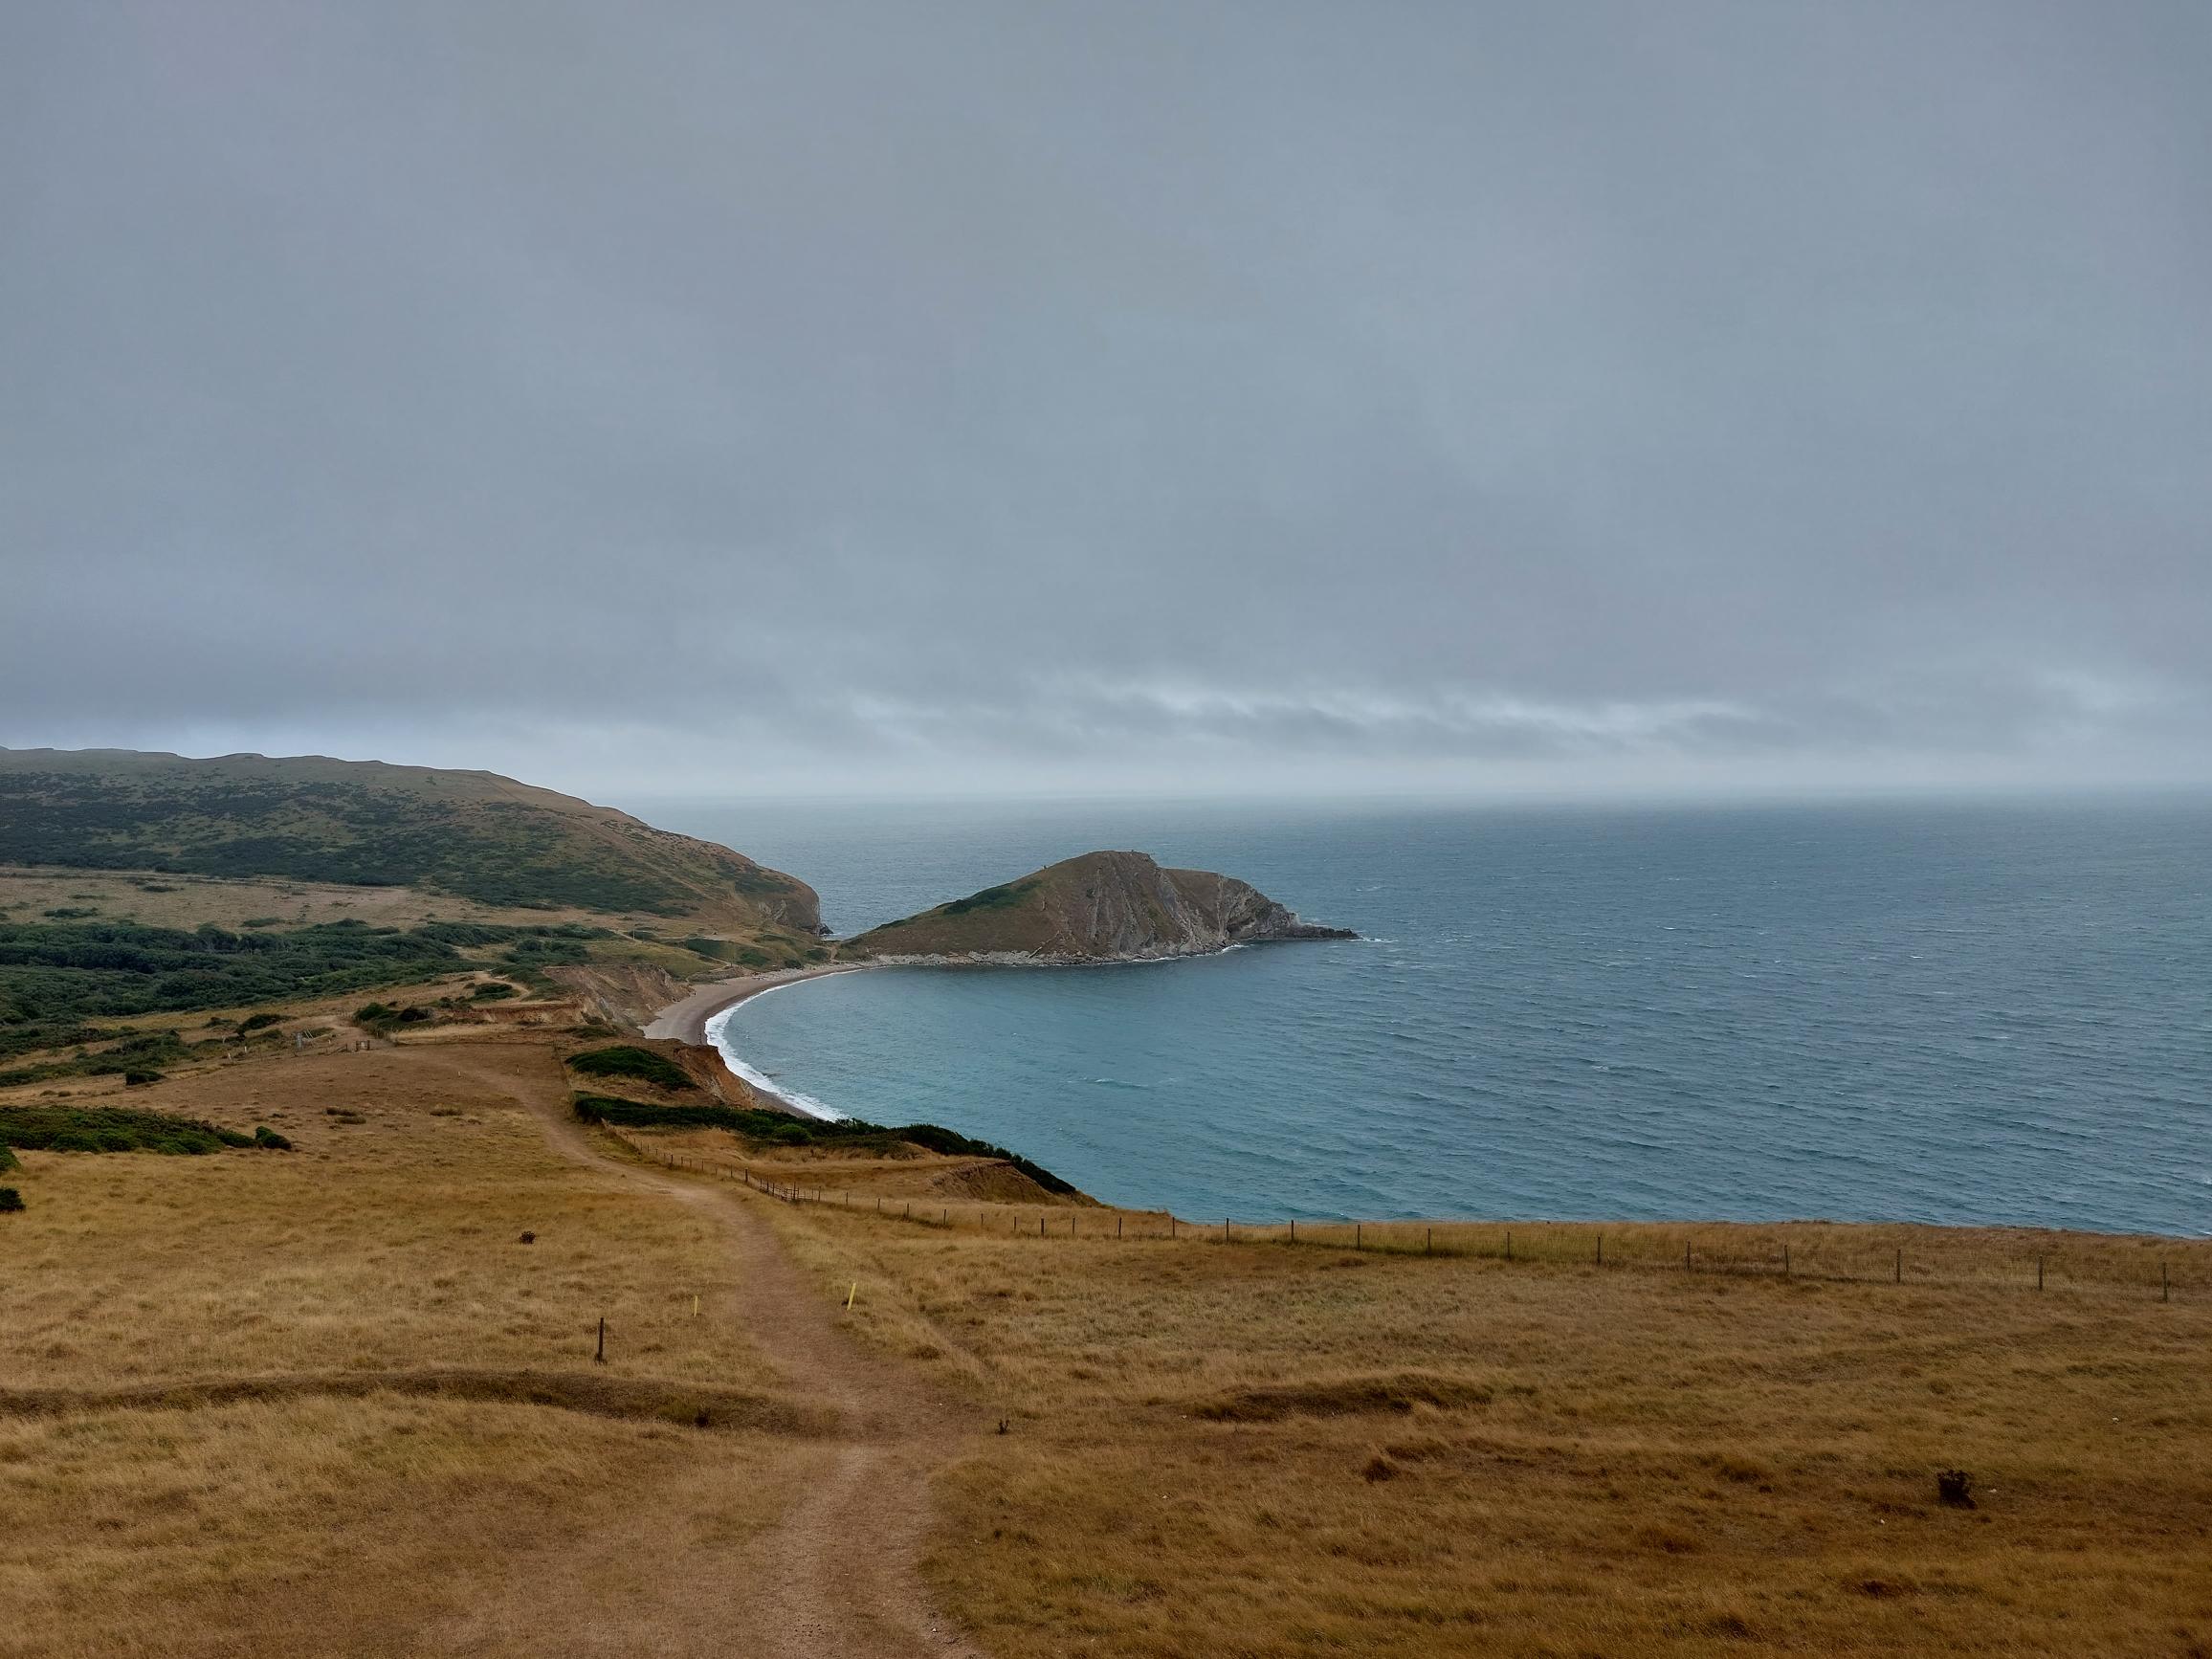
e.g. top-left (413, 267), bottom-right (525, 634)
top-left (0, 748), bottom-right (819, 933)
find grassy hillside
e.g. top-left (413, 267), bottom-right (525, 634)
top-left (741, 1170), bottom-right (2212, 1659)
top-left (0, 748), bottom-right (819, 933)
top-left (5, 1010), bottom-right (2203, 1654)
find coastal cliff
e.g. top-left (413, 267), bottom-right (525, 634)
top-left (839, 850), bottom-right (1354, 963)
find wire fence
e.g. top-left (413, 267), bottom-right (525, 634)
top-left (605, 1128), bottom-right (2201, 1304)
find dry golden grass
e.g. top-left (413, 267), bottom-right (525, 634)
top-left (10, 1038), bottom-right (2207, 1657)
top-left (0, 1394), bottom-right (803, 1659)
top-left (0, 1038), bottom-right (813, 1657)
top-left (719, 1154), bottom-right (2212, 1657)
top-left (2, 1045), bottom-right (774, 1390)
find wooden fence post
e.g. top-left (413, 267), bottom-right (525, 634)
top-left (594, 1316), bottom-right (606, 1364)
top-left (1426, 1227), bottom-right (1432, 1255)
top-left (1895, 1249), bottom-right (1902, 1285)
top-left (1596, 1232), bottom-right (1603, 1267)
top-left (2163, 1262), bottom-right (2170, 1303)
top-left (1355, 1222), bottom-right (1361, 1250)
top-left (1505, 1229), bottom-right (1512, 1262)
top-left (2037, 1255), bottom-right (2045, 1291)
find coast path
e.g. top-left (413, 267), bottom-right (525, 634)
top-left (445, 1042), bottom-right (984, 1657)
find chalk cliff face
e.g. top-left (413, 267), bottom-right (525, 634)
top-left (840, 850), bottom-right (1355, 963)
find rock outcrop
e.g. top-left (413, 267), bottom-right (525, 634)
top-left (840, 850), bottom-right (1354, 963)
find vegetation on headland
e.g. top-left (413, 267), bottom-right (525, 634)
top-left (0, 746), bottom-right (822, 932)
top-left (0, 916), bottom-right (612, 1063)
top-left (570, 1094), bottom-right (1079, 1195)
top-left (565, 1045), bottom-right (697, 1092)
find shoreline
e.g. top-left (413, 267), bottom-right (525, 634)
top-left (644, 962), bottom-right (873, 1120)
top-left (641, 962), bottom-right (869, 1047)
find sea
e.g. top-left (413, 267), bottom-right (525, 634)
top-left (635, 796), bottom-right (2212, 1236)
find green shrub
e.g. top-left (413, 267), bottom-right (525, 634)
top-left (254, 1125), bottom-right (294, 1151)
top-left (940, 880), bottom-right (1034, 918)
top-left (470, 982), bottom-right (519, 1001)
top-left (0, 1188), bottom-right (22, 1213)
top-left (565, 1046), bottom-right (696, 1092)
top-left (568, 1095), bottom-right (1076, 1194)
top-left (238, 1011), bottom-right (286, 1031)
top-left (0, 1143), bottom-right (16, 1172)
top-left (0, 1105), bottom-right (255, 1156)
top-left (122, 1070), bottom-right (164, 1086)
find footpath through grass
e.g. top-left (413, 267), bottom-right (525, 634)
top-left (717, 1152), bottom-right (2212, 1659)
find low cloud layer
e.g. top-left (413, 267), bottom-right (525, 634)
top-left (5, 2), bottom-right (2206, 799)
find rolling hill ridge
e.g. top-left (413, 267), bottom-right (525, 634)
top-left (0, 747), bottom-right (820, 933)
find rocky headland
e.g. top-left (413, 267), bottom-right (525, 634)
top-left (838, 849), bottom-right (1355, 964)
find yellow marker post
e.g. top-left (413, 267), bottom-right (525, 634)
top-left (846, 1281), bottom-right (858, 1312)
top-left (692, 1294), bottom-right (699, 1317)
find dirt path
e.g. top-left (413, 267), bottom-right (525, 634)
top-left (448, 1047), bottom-right (985, 1657)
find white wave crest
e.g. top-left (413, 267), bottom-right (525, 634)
top-left (703, 999), bottom-right (849, 1122)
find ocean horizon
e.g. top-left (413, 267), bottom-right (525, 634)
top-left (644, 794), bottom-right (2212, 1236)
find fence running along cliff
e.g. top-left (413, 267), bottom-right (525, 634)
top-left (601, 1129), bottom-right (2201, 1303)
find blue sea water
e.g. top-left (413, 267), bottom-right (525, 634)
top-left (638, 796), bottom-right (2212, 1235)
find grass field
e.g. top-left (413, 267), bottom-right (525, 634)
top-left (715, 1150), bottom-right (2212, 1658)
top-left (6, 1029), bottom-right (2208, 1655)
top-left (0, 1040), bottom-right (807, 1657)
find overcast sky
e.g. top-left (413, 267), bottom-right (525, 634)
top-left (4, 1), bottom-right (2207, 801)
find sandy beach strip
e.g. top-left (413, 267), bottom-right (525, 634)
top-left (642, 962), bottom-right (867, 1047)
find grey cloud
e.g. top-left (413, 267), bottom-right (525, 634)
top-left (3, 1), bottom-right (2207, 798)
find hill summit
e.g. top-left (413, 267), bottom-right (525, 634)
top-left (841, 850), bottom-right (1353, 962)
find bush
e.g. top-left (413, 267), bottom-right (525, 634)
top-left (940, 880), bottom-right (1033, 918)
top-left (0, 1143), bottom-right (16, 1172)
top-left (568, 1095), bottom-right (1077, 1194)
top-left (0, 1188), bottom-right (22, 1213)
top-left (238, 1011), bottom-right (286, 1031)
top-left (354, 1002), bottom-right (434, 1034)
top-left (122, 1070), bottom-right (164, 1086)
top-left (565, 1046), bottom-right (697, 1092)
top-left (254, 1125), bottom-right (294, 1151)
top-left (470, 982), bottom-right (519, 1001)
top-left (0, 1105), bottom-right (255, 1156)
